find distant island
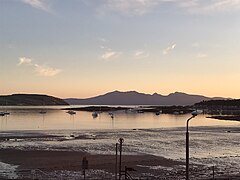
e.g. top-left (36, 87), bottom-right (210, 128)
top-left (0, 94), bottom-right (68, 106)
top-left (195, 99), bottom-right (240, 116)
top-left (65, 90), bottom-right (226, 106)
top-left (195, 99), bottom-right (240, 107)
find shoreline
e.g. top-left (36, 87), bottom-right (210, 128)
top-left (207, 115), bottom-right (240, 121)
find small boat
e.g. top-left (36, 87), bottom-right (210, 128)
top-left (92, 112), bottom-right (98, 118)
top-left (1, 101), bottom-right (10, 116)
top-left (70, 134), bottom-right (75, 138)
top-left (155, 111), bottom-right (160, 116)
top-left (109, 112), bottom-right (114, 118)
top-left (67, 110), bottom-right (76, 115)
top-left (39, 101), bottom-right (47, 114)
top-left (39, 110), bottom-right (47, 114)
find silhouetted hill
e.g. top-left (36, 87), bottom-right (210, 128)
top-left (0, 94), bottom-right (68, 106)
top-left (195, 99), bottom-right (239, 107)
top-left (65, 91), bottom-right (225, 106)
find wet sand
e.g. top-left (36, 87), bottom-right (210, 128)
top-left (1, 149), bottom-right (239, 180)
top-left (0, 148), bottom-right (186, 179)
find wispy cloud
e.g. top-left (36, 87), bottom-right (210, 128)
top-left (18, 57), bottom-right (32, 65)
top-left (99, 0), bottom-right (159, 16)
top-left (21, 0), bottom-right (52, 13)
top-left (162, 43), bottom-right (176, 55)
top-left (101, 50), bottom-right (121, 60)
top-left (34, 64), bottom-right (62, 76)
top-left (177, 0), bottom-right (240, 14)
top-left (134, 50), bottom-right (149, 59)
top-left (96, 0), bottom-right (240, 16)
top-left (18, 57), bottom-right (62, 77)
top-left (99, 45), bottom-right (112, 51)
top-left (99, 44), bottom-right (121, 60)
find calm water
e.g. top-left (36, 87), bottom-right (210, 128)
top-left (0, 106), bottom-right (239, 131)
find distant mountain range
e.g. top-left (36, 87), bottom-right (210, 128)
top-left (0, 94), bottom-right (68, 106)
top-left (65, 91), bottom-right (227, 106)
top-left (0, 91), bottom-right (229, 106)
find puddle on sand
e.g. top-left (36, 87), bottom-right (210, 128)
top-left (0, 161), bottom-right (18, 179)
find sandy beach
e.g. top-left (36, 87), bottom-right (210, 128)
top-left (1, 148), bottom-right (239, 180)
top-left (0, 148), bottom-right (185, 179)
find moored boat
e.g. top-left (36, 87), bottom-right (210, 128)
top-left (92, 112), bottom-right (98, 118)
top-left (67, 110), bottom-right (76, 115)
top-left (109, 112), bottom-right (114, 118)
top-left (39, 110), bottom-right (47, 114)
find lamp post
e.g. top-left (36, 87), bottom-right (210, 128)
top-left (186, 110), bottom-right (202, 180)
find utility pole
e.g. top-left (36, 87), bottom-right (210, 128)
top-left (118, 138), bottom-right (124, 180)
top-left (115, 143), bottom-right (118, 180)
top-left (82, 157), bottom-right (88, 180)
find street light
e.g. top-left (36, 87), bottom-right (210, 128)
top-left (186, 110), bottom-right (202, 180)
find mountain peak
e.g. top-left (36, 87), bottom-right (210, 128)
top-left (109, 90), bottom-right (141, 95)
top-left (65, 90), bottom-right (226, 106)
top-left (171, 91), bottom-right (187, 95)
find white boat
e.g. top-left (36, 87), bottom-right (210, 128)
top-left (1, 101), bottom-right (10, 116)
top-left (67, 110), bottom-right (76, 115)
top-left (137, 110), bottom-right (144, 113)
top-left (92, 112), bottom-right (98, 118)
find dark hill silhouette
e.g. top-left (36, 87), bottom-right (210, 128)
top-left (0, 94), bottom-right (68, 106)
top-left (195, 99), bottom-right (239, 107)
top-left (65, 90), bottom-right (225, 106)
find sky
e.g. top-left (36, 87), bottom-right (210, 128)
top-left (1, 0), bottom-right (240, 98)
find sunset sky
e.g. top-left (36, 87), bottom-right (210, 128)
top-left (1, 0), bottom-right (240, 98)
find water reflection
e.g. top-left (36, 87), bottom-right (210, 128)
top-left (40, 113), bottom-right (45, 129)
top-left (68, 113), bottom-right (75, 129)
top-left (0, 107), bottom-right (239, 131)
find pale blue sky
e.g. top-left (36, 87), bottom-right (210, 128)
top-left (1, 0), bottom-right (240, 98)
